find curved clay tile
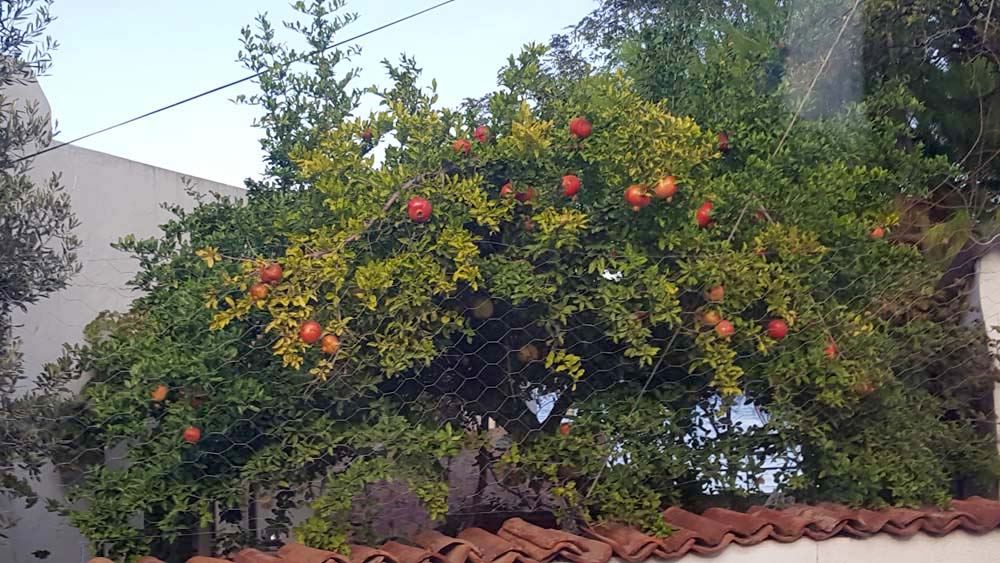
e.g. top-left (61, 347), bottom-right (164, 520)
top-left (187, 557), bottom-right (233, 563)
top-left (277, 543), bottom-right (351, 563)
top-left (380, 540), bottom-right (446, 563)
top-left (232, 548), bottom-right (283, 563)
top-left (137, 558), bottom-right (167, 563)
top-left (413, 529), bottom-right (481, 563)
top-left (700, 507), bottom-right (774, 545)
top-left (953, 497), bottom-right (1000, 532)
top-left (584, 522), bottom-right (668, 561)
top-left (347, 543), bottom-right (401, 563)
top-left (498, 518), bottom-right (613, 563)
top-left (457, 527), bottom-right (539, 563)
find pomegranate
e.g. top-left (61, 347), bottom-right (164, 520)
top-left (767, 319), bottom-right (788, 340)
top-left (705, 285), bottom-right (725, 303)
top-left (870, 226), bottom-right (885, 239)
top-left (561, 175), bottom-right (581, 198)
top-left (260, 263), bottom-right (283, 284)
top-left (250, 283), bottom-right (269, 300)
top-left (453, 139), bottom-right (471, 154)
top-left (500, 183), bottom-right (515, 198)
top-left (569, 117), bottom-right (592, 139)
top-left (183, 426), bottom-right (201, 444)
top-left (407, 196), bottom-right (433, 223)
top-left (624, 184), bottom-right (651, 211)
top-left (559, 422), bottom-right (571, 436)
top-left (299, 321), bottom-right (322, 345)
top-left (715, 320), bottom-right (735, 338)
top-left (654, 176), bottom-right (678, 201)
top-left (151, 385), bottom-right (168, 402)
top-left (473, 125), bottom-right (490, 143)
top-left (702, 310), bottom-right (722, 326)
top-left (321, 334), bottom-right (340, 355)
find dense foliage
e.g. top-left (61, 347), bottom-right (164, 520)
top-left (0, 0), bottom-right (80, 537)
top-left (60, 0), bottom-right (998, 560)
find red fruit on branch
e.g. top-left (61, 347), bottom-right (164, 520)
top-left (718, 131), bottom-right (730, 153)
top-left (183, 426), bottom-right (201, 444)
top-left (703, 310), bottom-right (722, 326)
top-left (696, 201), bottom-right (714, 228)
top-left (407, 196), bottom-right (433, 223)
top-left (453, 139), bottom-right (471, 154)
top-left (151, 385), bottom-right (168, 402)
top-left (562, 175), bottom-right (581, 197)
top-left (523, 218), bottom-right (535, 232)
top-left (824, 343), bottom-right (838, 359)
top-left (321, 334), bottom-right (340, 355)
top-left (473, 125), bottom-right (490, 143)
top-left (500, 183), bottom-right (515, 198)
top-left (569, 117), bottom-right (592, 139)
top-left (559, 422), bottom-right (571, 436)
top-left (361, 129), bottom-right (373, 140)
top-left (715, 320), bottom-right (735, 338)
top-left (299, 321), bottom-right (322, 344)
top-left (250, 283), bottom-right (269, 300)
top-left (260, 263), bottom-right (283, 284)
top-left (767, 319), bottom-right (788, 340)
top-left (654, 176), bottom-right (678, 201)
top-left (705, 285), bottom-right (725, 303)
top-left (624, 184), bottom-right (651, 211)
top-left (870, 226), bottom-right (885, 239)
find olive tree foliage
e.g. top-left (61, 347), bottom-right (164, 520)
top-left (60, 0), bottom-right (999, 560)
top-left (0, 0), bottom-right (80, 536)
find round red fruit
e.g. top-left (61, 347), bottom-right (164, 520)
top-left (515, 187), bottom-right (536, 203)
top-left (407, 196), bottom-right (433, 223)
top-left (183, 426), bottom-right (201, 444)
top-left (299, 321), bottom-right (322, 344)
top-left (473, 125), bottom-right (490, 143)
top-left (696, 202), bottom-right (714, 228)
top-left (500, 183), bottom-right (515, 198)
top-left (321, 334), bottom-right (341, 355)
top-left (151, 385), bottom-right (168, 402)
top-left (562, 175), bottom-right (581, 197)
top-left (767, 319), bottom-right (788, 340)
top-left (654, 176), bottom-right (678, 201)
top-left (260, 263), bottom-right (283, 284)
top-left (250, 283), bottom-right (269, 300)
top-left (624, 184), bottom-right (651, 211)
top-left (824, 343), bottom-right (838, 359)
top-left (715, 320), bottom-right (735, 338)
top-left (705, 285), bottom-right (725, 303)
top-left (703, 310), bottom-right (722, 326)
top-left (453, 139), bottom-right (471, 154)
top-left (569, 117), bottom-right (592, 139)
top-left (870, 226), bottom-right (885, 239)
top-left (559, 422), bottom-right (571, 436)
top-left (361, 129), bottom-right (373, 140)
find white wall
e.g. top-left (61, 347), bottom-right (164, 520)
top-left (0, 80), bottom-right (244, 563)
top-left (660, 529), bottom-right (1000, 563)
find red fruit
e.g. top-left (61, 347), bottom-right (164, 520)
top-left (151, 385), bottom-right (168, 402)
top-left (569, 117), bottom-right (592, 139)
top-left (407, 196), bottom-right (433, 223)
top-left (559, 422), bottom-right (571, 436)
top-left (870, 226), bottom-right (885, 239)
top-left (718, 131), bottom-right (730, 153)
top-left (361, 129), bottom-right (373, 140)
top-left (562, 175), bottom-right (581, 197)
top-left (624, 184), bottom-right (651, 211)
top-left (250, 283), bottom-right (269, 300)
top-left (299, 321), bottom-right (322, 344)
top-left (703, 310), bottom-right (722, 326)
top-left (453, 139), bottom-right (471, 154)
top-left (183, 426), bottom-right (201, 444)
top-left (321, 334), bottom-right (341, 355)
top-left (524, 218), bottom-right (535, 232)
top-left (515, 187), bottom-right (536, 203)
top-left (767, 319), bottom-right (788, 340)
top-left (654, 176), bottom-right (678, 201)
top-left (705, 285), bottom-right (725, 303)
top-left (500, 183), bottom-right (515, 198)
top-left (473, 125), bottom-right (490, 143)
top-left (260, 263), bottom-right (283, 285)
top-left (715, 320), bottom-right (735, 338)
top-left (824, 343), bottom-right (838, 359)
top-left (696, 202), bottom-right (714, 228)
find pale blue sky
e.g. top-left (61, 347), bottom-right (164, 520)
top-left (38, 1), bottom-right (595, 187)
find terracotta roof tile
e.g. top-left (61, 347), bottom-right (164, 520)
top-left (114, 496), bottom-right (1000, 563)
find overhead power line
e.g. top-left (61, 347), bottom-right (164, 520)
top-left (14, 0), bottom-right (457, 164)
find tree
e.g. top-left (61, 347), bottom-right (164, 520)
top-left (0, 0), bottom-right (80, 536)
top-left (62, 0), bottom-right (998, 560)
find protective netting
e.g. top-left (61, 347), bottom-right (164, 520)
top-left (3, 0), bottom-right (1000, 561)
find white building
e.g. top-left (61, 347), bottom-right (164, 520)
top-left (1, 79), bottom-right (243, 563)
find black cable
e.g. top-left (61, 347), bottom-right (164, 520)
top-left (14, 0), bottom-right (457, 164)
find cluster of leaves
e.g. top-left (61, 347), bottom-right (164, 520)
top-left (0, 0), bottom-right (81, 538)
top-left (58, 0), bottom-right (1000, 560)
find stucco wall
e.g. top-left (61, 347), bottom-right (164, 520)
top-left (656, 529), bottom-right (1000, 563)
top-left (0, 80), bottom-right (244, 563)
